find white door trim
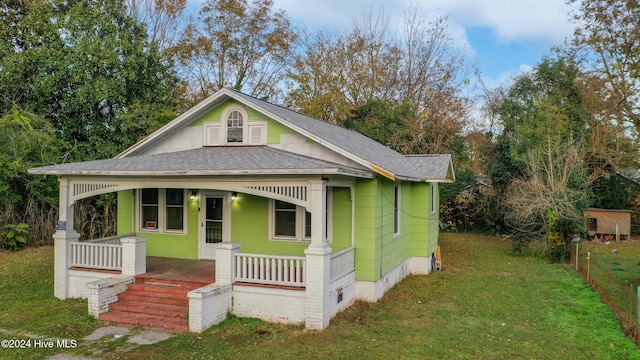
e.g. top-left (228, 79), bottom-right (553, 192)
top-left (198, 191), bottom-right (232, 259)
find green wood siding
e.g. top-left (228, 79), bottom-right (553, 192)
top-left (353, 179), bottom-right (379, 281)
top-left (230, 194), bottom-right (307, 256)
top-left (115, 179), bottom-right (440, 271)
top-left (410, 182), bottom-right (430, 257)
top-left (116, 190), bottom-right (199, 259)
top-left (184, 99), bottom-right (304, 145)
top-left (266, 119), bottom-right (296, 144)
top-left (231, 190), bottom-right (353, 256)
top-left (117, 190), bottom-right (134, 235)
top-left (377, 179), bottom-right (411, 279)
top-left (353, 178), bottom-right (439, 281)
top-left (331, 187), bottom-right (352, 250)
top-left (188, 99), bottom-right (270, 126)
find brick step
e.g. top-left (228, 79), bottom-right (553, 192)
top-left (100, 310), bottom-right (189, 333)
top-left (101, 276), bottom-right (211, 333)
top-left (134, 276), bottom-right (210, 289)
top-left (127, 282), bottom-right (196, 296)
top-left (118, 291), bottom-right (189, 307)
top-left (109, 300), bottom-right (188, 318)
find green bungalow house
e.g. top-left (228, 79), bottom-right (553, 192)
top-left (29, 87), bottom-right (455, 332)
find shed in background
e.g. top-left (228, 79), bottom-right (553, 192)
top-left (584, 208), bottom-right (633, 241)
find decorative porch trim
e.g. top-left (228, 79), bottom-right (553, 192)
top-left (242, 185), bottom-right (308, 203)
top-left (63, 177), bottom-right (317, 209)
top-left (73, 183), bottom-right (120, 202)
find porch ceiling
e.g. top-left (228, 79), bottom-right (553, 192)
top-left (29, 146), bottom-right (375, 179)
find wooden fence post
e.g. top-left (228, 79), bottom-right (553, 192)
top-left (586, 251), bottom-right (591, 283)
top-left (575, 243), bottom-right (579, 271)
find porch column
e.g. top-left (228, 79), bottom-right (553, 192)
top-left (53, 178), bottom-right (80, 299)
top-left (308, 180), bottom-right (327, 249)
top-left (305, 180), bottom-right (332, 330)
top-left (216, 242), bottom-right (242, 284)
top-left (121, 237), bottom-right (147, 276)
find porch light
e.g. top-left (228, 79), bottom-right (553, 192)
top-left (231, 192), bottom-right (238, 200)
top-left (190, 190), bottom-right (197, 200)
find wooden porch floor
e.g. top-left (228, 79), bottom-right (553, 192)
top-left (142, 256), bottom-right (216, 285)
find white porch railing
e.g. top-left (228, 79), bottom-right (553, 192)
top-left (70, 242), bottom-right (122, 271)
top-left (70, 234), bottom-right (136, 270)
top-left (330, 246), bottom-right (355, 281)
top-left (234, 253), bottom-right (306, 287)
top-left (85, 233), bottom-right (133, 245)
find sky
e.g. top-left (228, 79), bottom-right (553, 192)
top-left (270, 0), bottom-right (578, 90)
top-left (187, 0), bottom-right (578, 89)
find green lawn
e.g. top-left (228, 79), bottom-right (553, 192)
top-left (1, 234), bottom-right (639, 359)
top-left (577, 239), bottom-right (640, 337)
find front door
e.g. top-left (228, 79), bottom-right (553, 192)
top-left (199, 193), bottom-right (229, 259)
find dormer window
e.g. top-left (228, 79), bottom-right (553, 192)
top-left (203, 105), bottom-right (267, 146)
top-left (226, 110), bottom-right (244, 143)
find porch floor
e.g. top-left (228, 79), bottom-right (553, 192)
top-left (142, 256), bottom-right (216, 285)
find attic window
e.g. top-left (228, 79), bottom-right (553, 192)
top-left (227, 110), bottom-right (244, 143)
top-left (203, 106), bottom-right (267, 146)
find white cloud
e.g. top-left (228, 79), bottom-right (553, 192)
top-left (273, 0), bottom-right (575, 44)
top-left (426, 0), bottom-right (574, 43)
top-left (188, 0), bottom-right (577, 88)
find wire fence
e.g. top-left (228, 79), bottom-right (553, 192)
top-left (570, 242), bottom-right (639, 344)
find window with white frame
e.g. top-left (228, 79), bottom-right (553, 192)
top-left (141, 188), bottom-right (159, 229)
top-left (203, 105), bottom-right (267, 146)
top-left (393, 183), bottom-right (401, 236)
top-left (273, 200), bottom-right (298, 237)
top-left (226, 110), bottom-right (244, 143)
top-left (270, 189), bottom-right (332, 242)
top-left (140, 188), bottom-right (186, 233)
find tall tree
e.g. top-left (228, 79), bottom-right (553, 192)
top-left (286, 6), bottom-right (470, 128)
top-left (488, 58), bottom-right (592, 258)
top-left (568, 0), bottom-right (640, 132)
top-left (503, 140), bottom-right (590, 260)
top-left (125, 0), bottom-right (187, 53)
top-left (0, 108), bottom-right (60, 249)
top-left (495, 58), bottom-right (587, 169)
top-left (0, 0), bottom-right (180, 160)
top-left (172, 0), bottom-right (298, 101)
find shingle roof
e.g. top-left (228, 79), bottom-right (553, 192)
top-left (29, 146), bottom-right (374, 178)
top-left (31, 88), bottom-right (454, 182)
top-left (227, 89), bottom-right (454, 182)
top-left (402, 154), bottom-right (454, 181)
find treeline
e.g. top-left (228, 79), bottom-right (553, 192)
top-left (1, 0), bottom-right (639, 260)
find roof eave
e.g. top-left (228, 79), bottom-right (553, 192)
top-left (28, 167), bottom-right (375, 178)
top-left (420, 177), bottom-right (455, 183)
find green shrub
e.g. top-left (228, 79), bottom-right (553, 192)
top-left (1, 223), bottom-right (30, 251)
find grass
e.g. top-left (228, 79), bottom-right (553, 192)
top-left (1, 234), bottom-right (639, 359)
top-left (0, 246), bottom-right (103, 359)
top-left (576, 239), bottom-right (640, 337)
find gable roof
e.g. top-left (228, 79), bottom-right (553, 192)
top-left (119, 88), bottom-right (454, 183)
